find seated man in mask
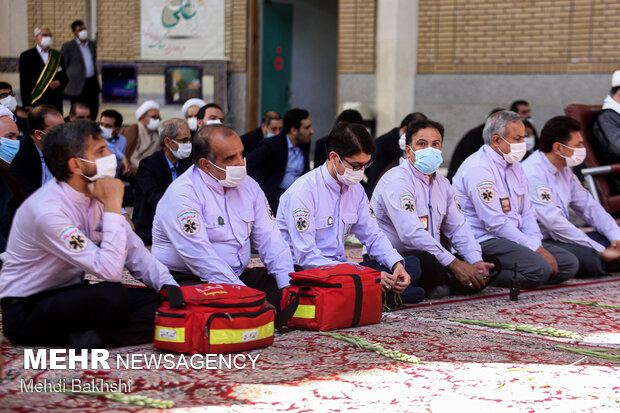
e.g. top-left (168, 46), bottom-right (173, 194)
top-left (151, 124), bottom-right (294, 307)
top-left (372, 119), bottom-right (495, 298)
top-left (0, 120), bottom-right (177, 349)
top-left (277, 123), bottom-right (423, 305)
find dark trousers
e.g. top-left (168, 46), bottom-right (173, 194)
top-left (545, 231), bottom-right (620, 278)
top-left (171, 267), bottom-right (284, 308)
top-left (70, 76), bottom-right (100, 120)
top-left (359, 255), bottom-right (422, 285)
top-left (1, 282), bottom-right (161, 347)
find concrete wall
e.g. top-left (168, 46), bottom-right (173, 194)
top-left (413, 73), bottom-right (613, 164)
top-left (0, 0), bottom-right (28, 57)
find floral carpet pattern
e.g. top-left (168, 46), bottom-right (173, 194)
top-left (1, 273), bottom-right (618, 412)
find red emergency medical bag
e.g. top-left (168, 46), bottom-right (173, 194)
top-left (280, 263), bottom-right (382, 331)
top-left (154, 283), bottom-right (275, 354)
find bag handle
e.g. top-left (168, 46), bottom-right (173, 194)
top-left (275, 288), bottom-right (304, 331)
top-left (163, 284), bottom-right (185, 308)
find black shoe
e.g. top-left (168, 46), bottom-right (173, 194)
top-left (426, 284), bottom-right (451, 299)
top-left (69, 330), bottom-right (103, 350)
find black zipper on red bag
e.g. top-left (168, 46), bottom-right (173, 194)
top-left (156, 311), bottom-right (185, 319)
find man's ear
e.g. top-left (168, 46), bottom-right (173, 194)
top-left (67, 157), bottom-right (82, 176)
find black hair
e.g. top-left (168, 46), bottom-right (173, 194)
top-left (335, 109), bottom-right (363, 125)
top-left (539, 116), bottom-right (581, 153)
top-left (192, 124), bottom-right (236, 166)
top-left (400, 112), bottom-right (428, 129)
top-left (405, 119), bottom-right (445, 145)
top-left (43, 120), bottom-right (99, 181)
top-left (611, 86), bottom-right (620, 96)
top-left (325, 123), bottom-right (375, 158)
top-left (197, 102), bottom-right (223, 120)
top-left (28, 104), bottom-right (61, 137)
top-left (509, 100), bottom-right (529, 112)
top-left (71, 20), bottom-right (84, 32)
top-left (261, 110), bottom-right (282, 125)
top-left (100, 109), bottom-right (123, 128)
top-left (0, 81), bottom-right (12, 91)
top-left (283, 108), bottom-right (310, 134)
top-left (70, 102), bottom-right (89, 116)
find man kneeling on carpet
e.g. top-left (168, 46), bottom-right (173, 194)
top-left (276, 123), bottom-right (424, 307)
top-left (0, 121), bottom-right (178, 349)
top-left (151, 124), bottom-right (294, 307)
top-left (523, 116), bottom-right (620, 277)
top-left (371, 118), bottom-right (496, 299)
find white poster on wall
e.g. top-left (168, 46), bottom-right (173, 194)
top-left (141, 0), bottom-right (225, 60)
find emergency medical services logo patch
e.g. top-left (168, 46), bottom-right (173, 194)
top-left (400, 193), bottom-right (416, 213)
top-left (178, 210), bottom-right (200, 236)
top-left (454, 195), bottom-right (463, 213)
top-left (293, 208), bottom-right (310, 232)
top-left (536, 185), bottom-right (552, 203)
top-left (265, 198), bottom-right (275, 220)
top-left (477, 181), bottom-right (496, 203)
top-left (58, 225), bottom-right (88, 252)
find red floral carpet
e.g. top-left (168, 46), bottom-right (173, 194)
top-left (1, 274), bottom-right (618, 412)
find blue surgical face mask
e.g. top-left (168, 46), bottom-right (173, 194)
top-left (265, 132), bottom-right (275, 138)
top-left (0, 137), bottom-right (20, 164)
top-left (411, 147), bottom-right (443, 175)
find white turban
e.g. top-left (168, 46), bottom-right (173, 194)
top-left (182, 98), bottom-right (206, 117)
top-left (613, 70), bottom-right (620, 87)
top-left (136, 100), bottom-right (160, 120)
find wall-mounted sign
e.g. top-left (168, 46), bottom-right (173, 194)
top-left (141, 0), bottom-right (225, 60)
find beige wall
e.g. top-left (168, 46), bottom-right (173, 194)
top-left (338, 0), bottom-right (376, 74)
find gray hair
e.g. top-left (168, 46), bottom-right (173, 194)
top-left (482, 110), bottom-right (522, 145)
top-left (159, 118), bottom-right (188, 144)
top-left (34, 26), bottom-right (50, 37)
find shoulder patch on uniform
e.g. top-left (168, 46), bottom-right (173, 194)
top-left (454, 195), bottom-right (463, 213)
top-left (58, 225), bottom-right (88, 252)
top-left (293, 208), bottom-right (310, 232)
top-left (400, 192), bottom-right (416, 212)
top-left (367, 200), bottom-right (376, 218)
top-left (477, 181), bottom-right (496, 203)
top-left (265, 197), bottom-right (276, 220)
top-left (536, 184), bottom-right (552, 203)
top-left (177, 210), bottom-right (201, 236)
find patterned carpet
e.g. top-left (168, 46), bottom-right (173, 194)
top-left (1, 272), bottom-right (619, 412)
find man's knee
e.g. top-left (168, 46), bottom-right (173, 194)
top-left (402, 255), bottom-right (422, 284)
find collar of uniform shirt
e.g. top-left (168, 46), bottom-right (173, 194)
top-left (538, 150), bottom-right (561, 176)
top-left (406, 157), bottom-right (434, 185)
top-left (58, 180), bottom-right (93, 209)
top-left (483, 144), bottom-right (511, 170)
top-left (319, 162), bottom-right (346, 194)
top-left (195, 164), bottom-right (226, 194)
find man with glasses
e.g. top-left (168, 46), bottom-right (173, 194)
top-left (453, 110), bottom-right (578, 288)
top-left (247, 108), bottom-right (312, 213)
top-left (151, 124), bottom-right (294, 306)
top-left (523, 116), bottom-right (620, 277)
top-left (277, 123), bottom-right (424, 306)
top-left (372, 119), bottom-right (496, 299)
top-left (132, 118), bottom-right (193, 245)
top-left (9, 104), bottom-right (64, 200)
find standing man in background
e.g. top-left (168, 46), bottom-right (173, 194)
top-left (61, 20), bottom-right (100, 120)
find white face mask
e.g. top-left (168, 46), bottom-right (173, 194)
top-left (40, 36), bottom-right (52, 48)
top-left (498, 137), bottom-right (527, 164)
top-left (187, 117), bottom-right (198, 131)
top-left (398, 133), bottom-right (406, 151)
top-left (206, 119), bottom-right (222, 125)
top-left (560, 144), bottom-right (586, 167)
top-left (78, 29), bottom-right (88, 41)
top-left (79, 154), bottom-right (117, 181)
top-left (100, 126), bottom-right (114, 140)
top-left (170, 141), bottom-right (192, 160)
top-left (524, 136), bottom-right (536, 152)
top-left (209, 160), bottom-right (246, 187)
top-left (147, 118), bottom-right (160, 131)
top-left (336, 156), bottom-right (364, 186)
top-left (0, 95), bottom-right (17, 112)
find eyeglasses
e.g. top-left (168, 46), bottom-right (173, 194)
top-left (0, 92), bottom-right (14, 99)
top-left (339, 155), bottom-right (373, 171)
top-left (174, 137), bottom-right (192, 144)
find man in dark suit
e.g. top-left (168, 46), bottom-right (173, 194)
top-left (364, 112), bottom-right (426, 196)
top-left (247, 108), bottom-right (312, 212)
top-left (241, 110), bottom-right (282, 156)
top-left (61, 20), bottom-right (100, 120)
top-left (313, 109), bottom-right (363, 168)
top-left (19, 26), bottom-right (67, 114)
top-left (8, 105), bottom-right (64, 201)
top-left (132, 119), bottom-right (192, 245)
